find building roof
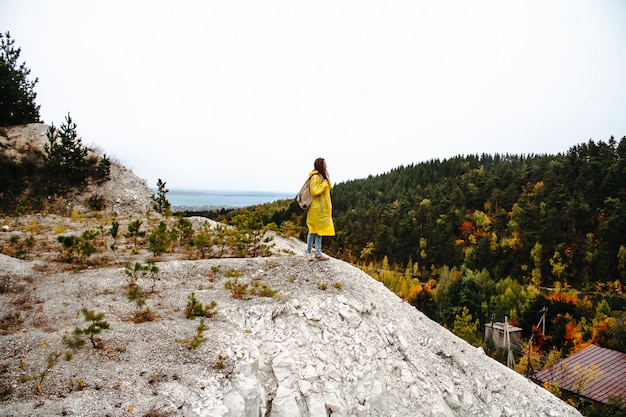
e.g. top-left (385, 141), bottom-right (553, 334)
top-left (486, 322), bottom-right (523, 333)
top-left (534, 344), bottom-right (626, 406)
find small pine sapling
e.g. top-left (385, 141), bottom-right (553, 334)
top-left (35, 351), bottom-right (62, 392)
top-left (184, 292), bottom-right (217, 319)
top-left (147, 221), bottom-right (176, 256)
top-left (109, 220), bottom-right (119, 250)
top-left (224, 279), bottom-right (250, 299)
top-left (125, 261), bottom-right (160, 293)
top-left (56, 231), bottom-right (97, 264)
top-left (80, 230), bottom-right (98, 257)
top-left (78, 308), bottom-right (109, 348)
top-left (125, 219), bottom-right (145, 249)
top-left (62, 328), bottom-right (86, 350)
top-left (145, 261), bottom-right (160, 293)
top-left (57, 235), bottom-right (79, 262)
top-left (185, 319), bottom-right (209, 350)
top-left (174, 216), bottom-right (194, 246)
top-left (190, 228), bottom-right (212, 259)
top-left (176, 318), bottom-right (210, 350)
top-left (124, 266), bottom-right (157, 322)
top-left (213, 223), bottom-right (235, 257)
top-left (127, 284), bottom-right (146, 311)
top-left (224, 279), bottom-right (277, 299)
top-left (251, 281), bottom-right (277, 297)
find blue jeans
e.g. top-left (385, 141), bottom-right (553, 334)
top-left (307, 233), bottom-right (322, 255)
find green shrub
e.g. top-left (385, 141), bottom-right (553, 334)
top-left (184, 293), bottom-right (217, 319)
top-left (188, 319), bottom-right (209, 349)
top-left (224, 279), bottom-right (277, 299)
top-left (148, 221), bottom-right (175, 255)
top-left (87, 194), bottom-right (105, 211)
top-left (57, 231), bottom-right (97, 263)
top-left (125, 219), bottom-right (145, 249)
top-left (125, 261), bottom-right (160, 293)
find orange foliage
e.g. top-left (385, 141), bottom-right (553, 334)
top-left (408, 279), bottom-right (436, 307)
top-left (459, 221), bottom-right (475, 239)
top-left (423, 279), bottom-right (436, 292)
top-left (531, 326), bottom-right (549, 352)
top-left (563, 319), bottom-right (590, 354)
top-left (547, 291), bottom-right (580, 304)
top-left (591, 319), bottom-right (611, 346)
top-left (407, 284), bottom-right (423, 303)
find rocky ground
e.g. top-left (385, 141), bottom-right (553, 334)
top-left (0, 124), bottom-right (582, 416)
top-left (0, 250), bottom-right (583, 417)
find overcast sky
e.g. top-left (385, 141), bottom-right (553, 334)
top-left (3, 1), bottom-right (626, 192)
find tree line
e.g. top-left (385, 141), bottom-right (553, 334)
top-left (327, 140), bottom-right (626, 359)
top-left (203, 138), bottom-right (626, 347)
top-left (326, 140), bottom-right (626, 290)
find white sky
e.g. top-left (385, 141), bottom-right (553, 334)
top-left (3, 1), bottom-right (626, 193)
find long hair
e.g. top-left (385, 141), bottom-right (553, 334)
top-left (314, 158), bottom-right (329, 181)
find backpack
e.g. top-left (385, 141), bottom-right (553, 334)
top-left (296, 176), bottom-right (314, 209)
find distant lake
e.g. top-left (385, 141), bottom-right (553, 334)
top-left (163, 189), bottom-right (293, 210)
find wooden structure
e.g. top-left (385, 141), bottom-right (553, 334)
top-left (484, 319), bottom-right (523, 368)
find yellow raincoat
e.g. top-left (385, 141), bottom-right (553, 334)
top-left (306, 170), bottom-right (335, 236)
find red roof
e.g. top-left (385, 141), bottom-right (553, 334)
top-left (534, 344), bottom-right (626, 406)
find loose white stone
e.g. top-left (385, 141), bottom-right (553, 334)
top-left (270, 385), bottom-right (299, 417)
top-left (272, 352), bottom-right (296, 382)
top-left (298, 380), bottom-right (311, 395)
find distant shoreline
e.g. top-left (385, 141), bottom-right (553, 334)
top-left (171, 206), bottom-right (236, 211)
top-left (162, 189), bottom-right (293, 210)
top-left (167, 189), bottom-right (291, 197)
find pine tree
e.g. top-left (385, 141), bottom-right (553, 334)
top-left (152, 178), bottom-right (171, 214)
top-left (42, 114), bottom-right (94, 195)
top-left (0, 32), bottom-right (40, 126)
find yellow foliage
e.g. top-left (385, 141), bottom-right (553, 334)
top-left (70, 210), bottom-right (81, 222)
top-left (490, 232), bottom-right (497, 251)
top-left (542, 381), bottom-right (561, 398)
top-left (55, 223), bottom-right (66, 234)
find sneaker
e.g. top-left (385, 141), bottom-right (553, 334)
top-left (315, 253), bottom-right (330, 261)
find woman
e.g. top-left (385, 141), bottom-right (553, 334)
top-left (306, 157), bottom-right (335, 261)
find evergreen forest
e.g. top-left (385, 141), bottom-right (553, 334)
top-left (204, 138), bottom-right (626, 395)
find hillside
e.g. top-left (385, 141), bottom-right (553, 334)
top-left (0, 255), bottom-right (581, 417)
top-left (0, 124), bottom-right (581, 416)
top-left (251, 138), bottom-right (626, 371)
top-left (0, 123), bottom-right (155, 214)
